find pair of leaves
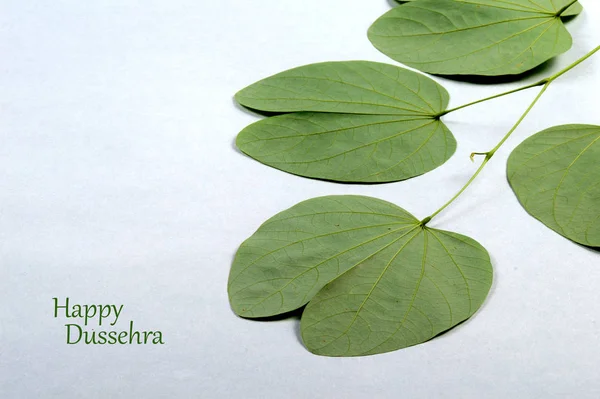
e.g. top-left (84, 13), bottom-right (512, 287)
top-left (229, 196), bottom-right (493, 356)
top-left (236, 61), bottom-right (455, 183)
top-left (508, 124), bottom-right (600, 247)
top-left (370, 0), bottom-right (582, 76)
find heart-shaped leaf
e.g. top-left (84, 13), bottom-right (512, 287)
top-left (508, 124), bottom-right (600, 247)
top-left (235, 61), bottom-right (456, 183)
top-left (228, 195), bottom-right (493, 357)
top-left (368, 0), bottom-right (579, 76)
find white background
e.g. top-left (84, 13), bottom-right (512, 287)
top-left (1, 1), bottom-right (599, 398)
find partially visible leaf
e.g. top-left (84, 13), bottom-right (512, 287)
top-left (395, 0), bottom-right (583, 17)
top-left (228, 196), bottom-right (420, 318)
top-left (368, 0), bottom-right (577, 76)
top-left (508, 125), bottom-right (600, 247)
top-left (235, 61), bottom-right (455, 182)
top-left (300, 205), bottom-right (493, 357)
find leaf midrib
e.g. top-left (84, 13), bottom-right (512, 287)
top-left (457, 0), bottom-right (553, 14)
top-left (236, 224), bottom-right (419, 316)
top-left (229, 220), bottom-right (417, 289)
top-left (376, 15), bottom-right (549, 39)
top-left (396, 18), bottom-right (555, 67)
top-left (355, 122), bottom-right (446, 181)
top-left (264, 120), bottom-right (438, 165)
top-left (552, 134), bottom-right (600, 240)
top-left (240, 116), bottom-right (432, 145)
top-left (307, 227), bottom-right (423, 353)
top-left (256, 75), bottom-right (435, 114)
top-left (509, 128), bottom-right (600, 179)
top-left (361, 228), bottom-right (430, 355)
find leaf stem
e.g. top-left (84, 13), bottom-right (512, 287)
top-left (438, 43), bottom-right (600, 118)
top-left (422, 45), bottom-right (600, 225)
top-left (436, 80), bottom-right (545, 117)
top-left (547, 45), bottom-right (600, 81)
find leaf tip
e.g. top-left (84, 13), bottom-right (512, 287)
top-left (233, 89), bottom-right (246, 107)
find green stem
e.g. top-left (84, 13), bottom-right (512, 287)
top-left (421, 45), bottom-right (600, 226)
top-left (423, 85), bottom-right (548, 225)
top-left (548, 45), bottom-right (600, 81)
top-left (438, 43), bottom-right (600, 119)
top-left (436, 79), bottom-right (545, 118)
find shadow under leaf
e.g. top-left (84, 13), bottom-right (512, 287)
top-left (581, 244), bottom-right (600, 254)
top-left (232, 97), bottom-right (286, 118)
top-left (436, 57), bottom-right (558, 85)
top-left (238, 306), bottom-right (305, 322)
top-left (237, 307), bottom-right (306, 348)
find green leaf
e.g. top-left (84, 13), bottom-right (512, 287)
top-left (235, 61), bottom-right (455, 183)
top-left (395, 0), bottom-right (583, 17)
top-left (229, 195), bottom-right (493, 357)
top-left (237, 113), bottom-right (454, 183)
top-left (228, 196), bottom-right (420, 318)
top-left (300, 216), bottom-right (493, 357)
top-left (368, 0), bottom-right (578, 76)
top-left (394, 0), bottom-right (583, 17)
top-left (508, 124), bottom-right (600, 247)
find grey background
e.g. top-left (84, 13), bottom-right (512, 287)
top-left (1, 0), bottom-right (599, 398)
